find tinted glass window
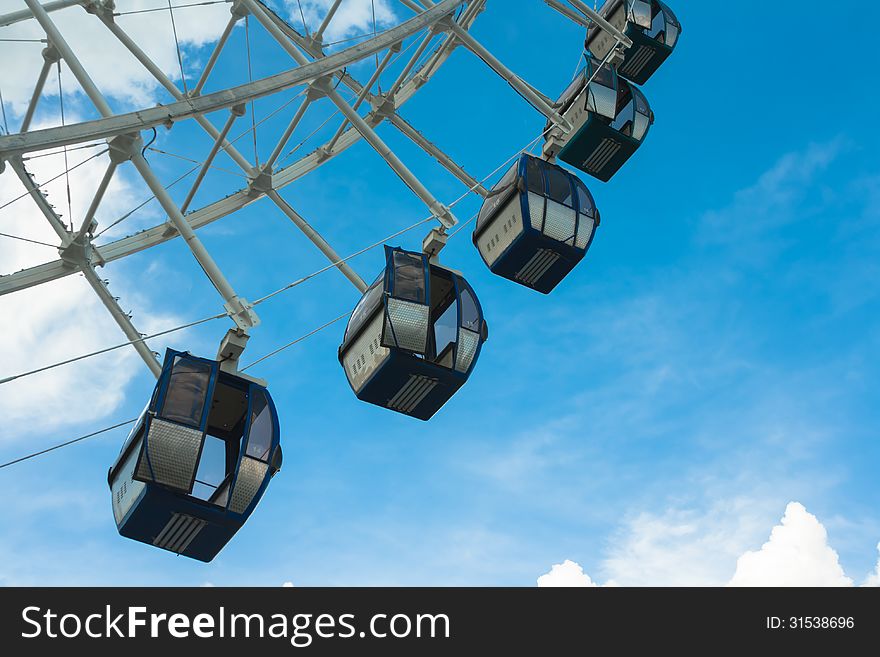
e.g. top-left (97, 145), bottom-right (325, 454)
top-left (576, 182), bottom-right (595, 216)
top-left (647, 6), bottom-right (666, 40)
top-left (246, 390), bottom-right (274, 462)
top-left (591, 61), bottom-right (615, 88)
top-left (160, 357), bottom-right (211, 426)
top-left (432, 299), bottom-right (458, 365)
top-left (489, 162), bottom-right (518, 197)
top-left (630, 0), bottom-right (652, 27)
top-left (546, 166), bottom-right (574, 207)
top-left (526, 156), bottom-right (544, 194)
top-left (611, 99), bottom-right (635, 135)
top-left (634, 88), bottom-right (650, 116)
top-left (391, 251), bottom-right (426, 303)
top-left (192, 435), bottom-right (227, 502)
top-left (557, 70), bottom-right (586, 109)
top-left (459, 286), bottom-right (481, 332)
top-left (478, 164), bottom-right (519, 229)
top-left (346, 277), bottom-right (383, 340)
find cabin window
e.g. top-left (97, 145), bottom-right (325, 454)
top-left (160, 357), bottom-right (212, 427)
top-left (391, 251), bottom-right (426, 303)
top-left (193, 435), bottom-right (227, 502)
top-left (526, 156), bottom-right (545, 194)
top-left (478, 164), bottom-right (518, 229)
top-left (546, 166), bottom-right (575, 207)
top-left (576, 183), bottom-right (595, 217)
top-left (629, 0), bottom-right (652, 28)
top-left (346, 277), bottom-right (383, 341)
top-left (591, 62), bottom-right (615, 89)
top-left (429, 271), bottom-right (458, 367)
top-left (459, 286), bottom-right (481, 332)
top-left (246, 390), bottom-right (274, 462)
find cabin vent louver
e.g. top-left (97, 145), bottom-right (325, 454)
top-left (388, 374), bottom-right (439, 414)
top-left (516, 249), bottom-right (560, 286)
top-left (622, 45), bottom-right (655, 80)
top-left (153, 513), bottom-right (207, 554)
top-left (584, 138), bottom-right (622, 175)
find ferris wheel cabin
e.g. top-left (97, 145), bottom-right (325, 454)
top-left (543, 58), bottom-right (653, 182)
top-left (108, 349), bottom-right (282, 562)
top-left (586, 0), bottom-right (681, 86)
top-left (473, 154), bottom-right (600, 294)
top-left (339, 246), bottom-right (488, 421)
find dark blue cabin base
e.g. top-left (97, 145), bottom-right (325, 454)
top-left (558, 121), bottom-right (640, 182)
top-left (488, 231), bottom-right (586, 295)
top-left (118, 486), bottom-right (244, 563)
top-left (356, 352), bottom-right (466, 421)
top-left (617, 32), bottom-right (673, 85)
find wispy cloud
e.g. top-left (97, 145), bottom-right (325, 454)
top-left (282, 0), bottom-right (396, 42)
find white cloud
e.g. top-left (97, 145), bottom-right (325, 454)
top-left (282, 581), bottom-right (295, 587)
top-left (861, 544), bottom-right (880, 587)
top-left (283, 0), bottom-right (396, 42)
top-left (0, 0), bottom-right (231, 114)
top-left (728, 502), bottom-right (852, 587)
top-left (599, 498), bottom-right (772, 587)
top-left (543, 501), bottom-right (876, 587)
top-left (0, 121), bottom-right (178, 442)
top-left (537, 560), bottom-right (598, 587)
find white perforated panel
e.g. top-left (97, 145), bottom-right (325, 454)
top-left (455, 329), bottom-right (480, 373)
top-left (543, 201), bottom-right (577, 245)
top-left (229, 456), bottom-right (268, 514)
top-left (136, 418), bottom-right (202, 491)
top-left (383, 298), bottom-right (429, 353)
top-left (576, 215), bottom-right (596, 249)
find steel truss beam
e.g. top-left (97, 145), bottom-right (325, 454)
top-left (0, 0), bottom-right (471, 297)
top-left (20, 0), bottom-right (259, 335)
top-left (0, 0), bottom-right (79, 28)
top-left (0, 0), bottom-right (466, 159)
top-left (8, 155), bottom-right (162, 376)
top-left (241, 0), bottom-right (458, 229)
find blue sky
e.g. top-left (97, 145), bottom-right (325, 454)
top-left (1, 0), bottom-right (879, 586)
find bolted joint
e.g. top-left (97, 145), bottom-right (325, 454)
top-left (430, 203), bottom-right (457, 230)
top-left (371, 94), bottom-right (396, 119)
top-left (247, 170), bottom-right (273, 197)
top-left (311, 75), bottom-right (335, 95)
top-left (306, 81), bottom-right (328, 101)
top-left (224, 297), bottom-right (260, 331)
top-left (230, 0), bottom-right (250, 19)
top-left (41, 42), bottom-right (60, 64)
top-left (107, 133), bottom-right (138, 164)
top-left (231, 103), bottom-right (247, 118)
top-left (82, 0), bottom-right (115, 21)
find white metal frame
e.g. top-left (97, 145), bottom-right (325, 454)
top-left (0, 0), bottom-right (626, 376)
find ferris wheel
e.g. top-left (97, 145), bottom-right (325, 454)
top-left (0, 0), bottom-right (681, 561)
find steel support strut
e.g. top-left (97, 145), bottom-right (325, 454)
top-left (0, 0), bottom-right (470, 297)
top-left (22, 0), bottom-right (260, 335)
top-left (8, 154), bottom-right (162, 377)
top-left (267, 190), bottom-right (368, 293)
top-left (242, 0), bottom-right (458, 229)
